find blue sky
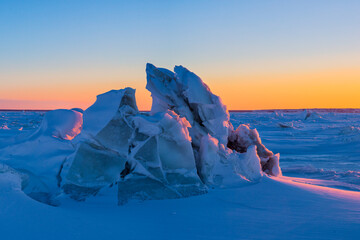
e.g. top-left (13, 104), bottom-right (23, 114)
top-left (0, 0), bottom-right (359, 109)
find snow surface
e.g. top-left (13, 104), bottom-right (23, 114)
top-left (0, 169), bottom-right (359, 240)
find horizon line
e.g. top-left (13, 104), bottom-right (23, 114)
top-left (1, 108), bottom-right (360, 113)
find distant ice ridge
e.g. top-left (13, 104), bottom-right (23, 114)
top-left (0, 63), bottom-right (281, 205)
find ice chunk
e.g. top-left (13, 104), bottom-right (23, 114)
top-left (146, 63), bottom-right (245, 185)
top-left (198, 135), bottom-right (264, 186)
top-left (61, 89), bottom-right (137, 199)
top-left (146, 63), bottom-right (230, 147)
top-left (0, 125), bottom-right (10, 130)
top-left (228, 124), bottom-right (282, 176)
top-left (271, 111), bottom-right (284, 118)
top-left (262, 153), bottom-right (281, 177)
top-left (301, 109), bottom-right (323, 121)
top-left (82, 88), bottom-right (138, 137)
top-left (231, 145), bottom-right (263, 181)
top-left (301, 109), bottom-right (311, 120)
top-left (62, 142), bottom-right (127, 200)
top-left (278, 122), bottom-right (294, 128)
top-left (118, 111), bottom-right (206, 204)
top-left (198, 134), bottom-right (220, 184)
top-left (146, 63), bottom-right (281, 184)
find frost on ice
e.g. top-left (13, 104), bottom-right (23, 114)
top-left (0, 63), bottom-right (281, 204)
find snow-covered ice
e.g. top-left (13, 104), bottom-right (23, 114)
top-left (59, 64), bottom-right (280, 202)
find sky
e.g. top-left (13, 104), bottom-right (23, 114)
top-left (0, 0), bottom-right (359, 110)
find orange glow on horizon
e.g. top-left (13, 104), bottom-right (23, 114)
top-left (211, 67), bottom-right (360, 110)
top-left (1, 67), bottom-right (359, 111)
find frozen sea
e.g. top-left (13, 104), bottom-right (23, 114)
top-left (3, 109), bottom-right (359, 191)
top-left (1, 109), bottom-right (360, 240)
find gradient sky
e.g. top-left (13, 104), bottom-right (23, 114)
top-left (1, 0), bottom-right (359, 110)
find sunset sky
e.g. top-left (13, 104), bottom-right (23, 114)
top-left (1, 0), bottom-right (359, 110)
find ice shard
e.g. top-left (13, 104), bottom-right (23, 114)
top-left (118, 110), bottom-right (206, 205)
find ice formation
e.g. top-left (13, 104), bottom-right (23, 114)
top-left (0, 63), bottom-right (281, 204)
top-left (59, 63), bottom-right (281, 203)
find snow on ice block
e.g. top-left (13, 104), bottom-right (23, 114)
top-left (31, 109), bottom-right (83, 140)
